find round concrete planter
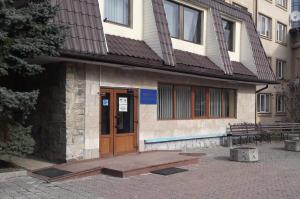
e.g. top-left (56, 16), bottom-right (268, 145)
top-left (230, 147), bottom-right (259, 162)
top-left (284, 140), bottom-right (300, 152)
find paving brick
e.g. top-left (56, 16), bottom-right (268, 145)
top-left (1, 143), bottom-right (300, 199)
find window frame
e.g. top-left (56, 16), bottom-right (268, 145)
top-left (258, 13), bottom-right (272, 39)
top-left (276, 59), bottom-right (286, 80)
top-left (257, 93), bottom-right (271, 113)
top-left (164, 0), bottom-right (203, 45)
top-left (276, 0), bottom-right (288, 9)
top-left (276, 94), bottom-right (285, 113)
top-left (222, 18), bottom-right (236, 52)
top-left (157, 83), bottom-right (237, 120)
top-left (276, 21), bottom-right (287, 44)
top-left (104, 0), bottom-right (131, 27)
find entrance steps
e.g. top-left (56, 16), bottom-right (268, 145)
top-left (30, 151), bottom-right (200, 182)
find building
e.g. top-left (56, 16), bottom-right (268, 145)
top-left (31, 0), bottom-right (275, 162)
top-left (225, 0), bottom-right (291, 123)
top-left (291, 0), bottom-right (300, 80)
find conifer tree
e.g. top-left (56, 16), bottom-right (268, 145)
top-left (0, 0), bottom-right (67, 156)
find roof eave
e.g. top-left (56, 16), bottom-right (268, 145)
top-left (58, 51), bottom-right (278, 85)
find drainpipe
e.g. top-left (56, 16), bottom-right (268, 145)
top-left (254, 0), bottom-right (258, 26)
top-left (255, 85), bottom-right (269, 124)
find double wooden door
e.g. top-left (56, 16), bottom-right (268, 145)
top-left (100, 88), bottom-right (138, 157)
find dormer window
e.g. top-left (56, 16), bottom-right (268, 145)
top-left (164, 0), bottom-right (202, 44)
top-left (222, 19), bottom-right (235, 52)
top-left (104, 0), bottom-right (130, 26)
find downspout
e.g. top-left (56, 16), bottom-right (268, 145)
top-left (254, 0), bottom-right (258, 26)
top-left (255, 85), bottom-right (269, 124)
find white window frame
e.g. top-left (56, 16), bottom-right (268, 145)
top-left (258, 14), bottom-right (272, 38)
top-left (276, 95), bottom-right (285, 113)
top-left (276, 22), bottom-right (287, 43)
top-left (257, 94), bottom-right (271, 113)
top-left (276, 0), bottom-right (287, 8)
top-left (276, 60), bottom-right (285, 79)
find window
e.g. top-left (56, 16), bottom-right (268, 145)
top-left (194, 87), bottom-right (207, 117)
top-left (158, 84), bottom-right (173, 120)
top-left (222, 89), bottom-right (236, 118)
top-left (232, 3), bottom-right (248, 11)
top-left (164, 0), bottom-right (179, 38)
top-left (174, 86), bottom-right (191, 119)
top-left (258, 14), bottom-right (272, 38)
top-left (276, 60), bottom-right (285, 79)
top-left (184, 7), bottom-right (201, 43)
top-left (158, 84), bottom-right (236, 120)
top-left (104, 0), bottom-right (130, 26)
top-left (210, 88), bottom-right (222, 117)
top-left (276, 95), bottom-right (285, 113)
top-left (222, 19), bottom-right (235, 52)
top-left (276, 0), bottom-right (287, 8)
top-left (257, 94), bottom-right (271, 113)
top-left (164, 0), bottom-right (202, 44)
top-left (276, 22), bottom-right (287, 43)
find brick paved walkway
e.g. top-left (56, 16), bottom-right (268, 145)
top-left (1, 143), bottom-right (300, 199)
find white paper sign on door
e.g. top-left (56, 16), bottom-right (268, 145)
top-left (119, 97), bottom-right (128, 112)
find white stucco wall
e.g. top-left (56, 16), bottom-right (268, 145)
top-left (240, 23), bottom-right (257, 75)
top-left (99, 65), bottom-right (256, 151)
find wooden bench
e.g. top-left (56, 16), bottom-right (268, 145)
top-left (261, 123), bottom-right (300, 141)
top-left (227, 123), bottom-right (267, 146)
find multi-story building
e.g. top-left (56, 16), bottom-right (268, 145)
top-left (225, 0), bottom-right (291, 123)
top-left (31, 0), bottom-right (275, 162)
top-left (291, 0), bottom-right (300, 80)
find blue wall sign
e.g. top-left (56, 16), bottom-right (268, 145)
top-left (140, 89), bottom-right (157, 105)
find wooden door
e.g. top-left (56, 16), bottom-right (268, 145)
top-left (100, 89), bottom-right (114, 157)
top-left (100, 88), bottom-right (138, 157)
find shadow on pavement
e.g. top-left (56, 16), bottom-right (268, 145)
top-left (214, 156), bottom-right (230, 161)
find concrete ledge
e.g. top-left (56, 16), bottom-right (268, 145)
top-left (284, 140), bottom-right (300, 152)
top-left (230, 147), bottom-right (259, 162)
top-left (0, 170), bottom-right (27, 181)
top-left (144, 134), bottom-right (226, 144)
top-left (144, 137), bottom-right (222, 151)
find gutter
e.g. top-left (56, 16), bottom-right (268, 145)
top-left (255, 84), bottom-right (269, 124)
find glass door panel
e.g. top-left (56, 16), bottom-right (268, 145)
top-left (116, 93), bottom-right (134, 134)
top-left (101, 93), bottom-right (110, 135)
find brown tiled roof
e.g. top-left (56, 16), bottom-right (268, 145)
top-left (53, 0), bottom-right (276, 83)
top-left (106, 35), bottom-right (161, 61)
top-left (151, 0), bottom-right (176, 66)
top-left (232, 61), bottom-right (256, 77)
top-left (51, 0), bottom-right (107, 55)
top-left (174, 50), bottom-right (222, 72)
top-left (73, 35), bottom-right (262, 83)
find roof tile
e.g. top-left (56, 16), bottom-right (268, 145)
top-left (52, 0), bottom-right (107, 55)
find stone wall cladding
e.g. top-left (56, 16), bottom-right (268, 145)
top-left (31, 64), bottom-right (67, 163)
top-left (144, 138), bottom-right (222, 151)
top-left (65, 63), bottom-right (86, 161)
